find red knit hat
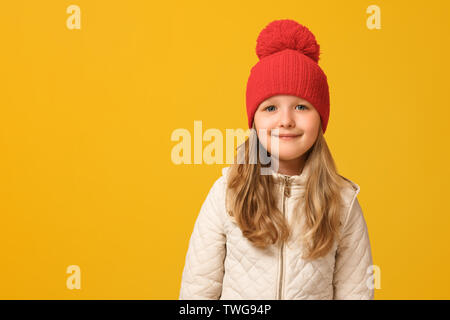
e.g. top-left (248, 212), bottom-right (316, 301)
top-left (246, 19), bottom-right (330, 133)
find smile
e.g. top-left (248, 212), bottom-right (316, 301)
top-left (272, 135), bottom-right (301, 140)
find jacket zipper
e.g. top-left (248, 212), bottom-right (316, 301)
top-left (277, 176), bottom-right (291, 299)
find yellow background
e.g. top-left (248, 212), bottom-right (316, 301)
top-left (0, 0), bottom-right (449, 299)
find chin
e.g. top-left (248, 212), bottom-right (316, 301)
top-left (280, 146), bottom-right (303, 156)
top-left (279, 155), bottom-right (304, 161)
top-left (270, 151), bottom-right (304, 161)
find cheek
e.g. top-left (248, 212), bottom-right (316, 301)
top-left (293, 115), bottom-right (320, 149)
top-left (254, 113), bottom-right (272, 129)
top-left (301, 113), bottom-right (321, 134)
top-left (254, 115), bottom-right (273, 144)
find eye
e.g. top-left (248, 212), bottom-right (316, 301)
top-left (264, 105), bottom-right (276, 112)
top-left (296, 104), bottom-right (308, 110)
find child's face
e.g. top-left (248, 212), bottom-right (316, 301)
top-left (253, 94), bottom-right (321, 162)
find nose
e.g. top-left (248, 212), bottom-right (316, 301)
top-left (278, 107), bottom-right (295, 128)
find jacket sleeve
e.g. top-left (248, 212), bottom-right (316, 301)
top-left (179, 177), bottom-right (227, 300)
top-left (332, 195), bottom-right (375, 300)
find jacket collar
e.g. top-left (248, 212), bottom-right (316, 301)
top-left (221, 157), bottom-right (312, 187)
top-left (269, 155), bottom-right (312, 186)
top-left (221, 157), bottom-right (360, 200)
top-left (269, 157), bottom-right (361, 197)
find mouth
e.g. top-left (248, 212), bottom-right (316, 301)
top-left (272, 134), bottom-right (301, 140)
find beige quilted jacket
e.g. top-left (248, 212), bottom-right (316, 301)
top-left (179, 162), bottom-right (374, 300)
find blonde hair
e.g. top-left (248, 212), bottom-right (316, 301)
top-left (225, 122), bottom-right (348, 261)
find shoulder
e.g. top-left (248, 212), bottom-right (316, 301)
top-left (338, 174), bottom-right (360, 207)
top-left (202, 167), bottom-right (229, 212)
top-left (206, 167), bottom-right (228, 200)
top-left (194, 168), bottom-right (230, 228)
top-left (221, 166), bottom-right (231, 182)
top-left (337, 174), bottom-right (365, 230)
top-left (337, 174), bottom-right (361, 218)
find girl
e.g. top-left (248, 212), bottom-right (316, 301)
top-left (179, 19), bottom-right (374, 300)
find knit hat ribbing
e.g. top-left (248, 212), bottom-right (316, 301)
top-left (245, 19), bottom-right (330, 133)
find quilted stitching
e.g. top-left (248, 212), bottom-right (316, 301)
top-left (179, 166), bottom-right (374, 300)
top-left (332, 196), bottom-right (374, 299)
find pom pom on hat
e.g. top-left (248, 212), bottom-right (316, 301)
top-left (255, 19), bottom-right (321, 63)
